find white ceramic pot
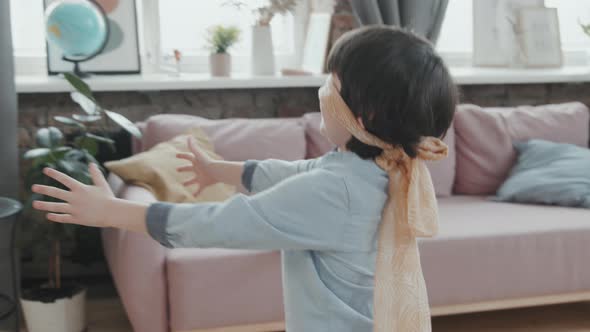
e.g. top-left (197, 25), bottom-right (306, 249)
top-left (21, 288), bottom-right (86, 332)
top-left (251, 25), bottom-right (276, 76)
top-left (209, 53), bottom-right (231, 77)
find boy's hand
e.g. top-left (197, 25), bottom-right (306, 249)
top-left (32, 163), bottom-right (115, 227)
top-left (176, 137), bottom-right (218, 197)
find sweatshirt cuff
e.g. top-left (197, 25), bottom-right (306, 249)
top-left (241, 160), bottom-right (259, 192)
top-left (146, 202), bottom-right (174, 248)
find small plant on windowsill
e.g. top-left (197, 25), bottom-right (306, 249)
top-left (580, 20), bottom-right (590, 38)
top-left (19, 73), bottom-right (141, 332)
top-left (206, 25), bottom-right (241, 77)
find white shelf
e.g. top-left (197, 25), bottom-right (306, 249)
top-left (451, 66), bottom-right (590, 85)
top-left (15, 73), bottom-right (330, 93)
top-left (15, 66), bottom-right (590, 93)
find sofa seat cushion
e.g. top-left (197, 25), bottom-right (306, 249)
top-left (142, 114), bottom-right (307, 162)
top-left (422, 196), bottom-right (590, 307)
top-left (166, 248), bottom-right (284, 331)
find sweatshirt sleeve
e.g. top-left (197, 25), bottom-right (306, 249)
top-left (146, 169), bottom-right (357, 251)
top-left (242, 158), bottom-right (319, 193)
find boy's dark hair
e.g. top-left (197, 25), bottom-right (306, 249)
top-left (326, 26), bottom-right (458, 159)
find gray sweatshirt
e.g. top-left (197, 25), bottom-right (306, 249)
top-left (146, 151), bottom-right (389, 331)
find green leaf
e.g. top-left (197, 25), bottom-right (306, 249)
top-left (57, 159), bottom-right (91, 184)
top-left (36, 127), bottom-right (64, 148)
top-left (104, 110), bottom-right (142, 138)
top-left (75, 136), bottom-right (99, 156)
top-left (64, 73), bottom-right (95, 102)
top-left (53, 116), bottom-right (86, 129)
top-left (73, 114), bottom-right (102, 122)
top-left (24, 148), bottom-right (51, 159)
top-left (71, 92), bottom-right (100, 115)
top-left (83, 150), bottom-right (100, 165)
top-left (86, 132), bottom-right (115, 144)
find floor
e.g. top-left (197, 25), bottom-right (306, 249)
top-left (19, 298), bottom-right (590, 332)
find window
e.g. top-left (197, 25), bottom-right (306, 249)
top-left (437, 0), bottom-right (474, 54)
top-left (9, 0), bottom-right (45, 57)
top-left (437, 0), bottom-right (590, 60)
top-left (157, 0), bottom-right (298, 73)
top-left (9, 0), bottom-right (590, 76)
top-left (546, 0), bottom-right (590, 51)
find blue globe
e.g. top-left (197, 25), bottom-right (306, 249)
top-left (45, 0), bottom-right (108, 59)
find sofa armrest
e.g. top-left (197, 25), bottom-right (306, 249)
top-left (102, 173), bottom-right (169, 332)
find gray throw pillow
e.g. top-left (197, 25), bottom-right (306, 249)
top-left (494, 139), bottom-right (590, 208)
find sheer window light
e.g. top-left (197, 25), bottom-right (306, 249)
top-left (10, 0), bottom-right (45, 56)
top-left (545, 0), bottom-right (590, 50)
top-left (158, 0), bottom-right (296, 72)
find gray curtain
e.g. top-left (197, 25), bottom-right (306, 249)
top-left (0, 4), bottom-right (19, 331)
top-left (0, 0), bottom-right (18, 199)
top-left (349, 0), bottom-right (449, 43)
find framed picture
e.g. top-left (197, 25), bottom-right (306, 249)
top-left (44, 0), bottom-right (141, 75)
top-left (473, 0), bottom-right (544, 67)
top-left (519, 7), bottom-right (563, 68)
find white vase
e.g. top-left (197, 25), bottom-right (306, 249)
top-left (209, 53), bottom-right (231, 77)
top-left (21, 288), bottom-right (86, 332)
top-left (251, 25), bottom-right (276, 76)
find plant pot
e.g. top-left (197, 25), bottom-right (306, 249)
top-left (209, 53), bottom-right (231, 77)
top-left (251, 25), bottom-right (275, 76)
top-left (21, 285), bottom-right (86, 332)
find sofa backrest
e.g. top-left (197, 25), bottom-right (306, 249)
top-left (453, 102), bottom-right (590, 195)
top-left (301, 112), bottom-right (457, 197)
top-left (140, 114), bottom-right (307, 161)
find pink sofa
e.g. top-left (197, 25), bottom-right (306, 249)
top-left (103, 102), bottom-right (590, 332)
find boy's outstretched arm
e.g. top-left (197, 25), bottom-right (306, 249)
top-left (32, 164), bottom-right (149, 233)
top-left (176, 136), bottom-right (318, 195)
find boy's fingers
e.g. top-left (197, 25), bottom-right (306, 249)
top-left (187, 138), bottom-right (202, 157)
top-left (183, 178), bottom-right (199, 187)
top-left (176, 153), bottom-right (195, 162)
top-left (46, 213), bottom-right (74, 224)
top-left (43, 168), bottom-right (82, 190)
top-left (193, 185), bottom-right (205, 198)
top-left (32, 185), bottom-right (71, 201)
top-left (89, 163), bottom-right (109, 189)
top-left (33, 201), bottom-right (71, 214)
top-left (176, 165), bottom-right (193, 173)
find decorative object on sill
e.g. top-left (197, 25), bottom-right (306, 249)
top-left (518, 7), bottom-right (563, 68)
top-left (44, 0), bottom-right (140, 75)
top-left (349, 0), bottom-right (448, 43)
top-left (473, 0), bottom-right (544, 67)
top-left (206, 25), bottom-right (241, 77)
top-left (18, 73), bottom-right (141, 332)
top-left (226, 0), bottom-right (298, 76)
top-left (174, 49), bottom-right (182, 77)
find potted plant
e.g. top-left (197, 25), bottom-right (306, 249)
top-left (19, 73), bottom-right (141, 332)
top-left (226, 0), bottom-right (298, 75)
top-left (206, 25), bottom-right (241, 77)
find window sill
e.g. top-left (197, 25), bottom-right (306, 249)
top-left (15, 73), bottom-right (330, 93)
top-left (14, 66), bottom-right (590, 93)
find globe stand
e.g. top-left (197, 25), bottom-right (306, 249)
top-left (63, 57), bottom-right (90, 78)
